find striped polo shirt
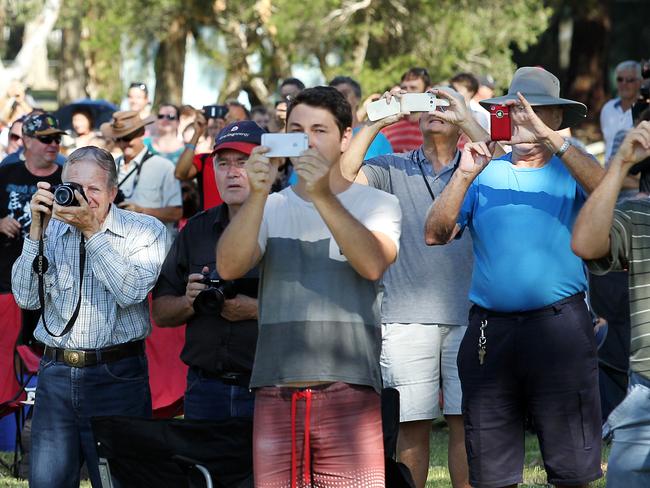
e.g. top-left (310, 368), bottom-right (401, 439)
top-left (587, 199), bottom-right (650, 380)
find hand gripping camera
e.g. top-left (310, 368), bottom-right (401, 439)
top-left (193, 271), bottom-right (237, 315)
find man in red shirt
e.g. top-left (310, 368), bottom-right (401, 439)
top-left (381, 67), bottom-right (431, 153)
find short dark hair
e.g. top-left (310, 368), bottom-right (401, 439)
top-left (450, 73), bottom-right (479, 97)
top-left (251, 105), bottom-right (269, 116)
top-left (129, 82), bottom-right (148, 96)
top-left (401, 67), bottom-right (431, 88)
top-left (226, 100), bottom-right (251, 119)
top-left (280, 77), bottom-right (305, 91)
top-left (329, 76), bottom-right (362, 99)
top-left (287, 86), bottom-right (352, 136)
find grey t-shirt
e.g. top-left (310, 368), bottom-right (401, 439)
top-left (363, 147), bottom-right (473, 326)
top-left (251, 185), bottom-right (402, 392)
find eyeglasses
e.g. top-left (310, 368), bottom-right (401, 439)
top-left (36, 135), bottom-right (61, 145)
top-left (617, 76), bottom-right (638, 83)
top-left (157, 114), bottom-right (177, 120)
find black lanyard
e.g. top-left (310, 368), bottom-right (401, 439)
top-left (118, 151), bottom-right (154, 198)
top-left (415, 151), bottom-right (461, 202)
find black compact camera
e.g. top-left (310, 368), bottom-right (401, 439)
top-left (113, 189), bottom-right (126, 206)
top-left (203, 105), bottom-right (228, 120)
top-left (53, 182), bottom-right (86, 207)
top-left (193, 271), bottom-right (237, 315)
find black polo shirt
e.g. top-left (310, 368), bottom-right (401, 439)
top-left (152, 204), bottom-right (258, 375)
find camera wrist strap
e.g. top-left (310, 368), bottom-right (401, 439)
top-left (34, 233), bottom-right (86, 337)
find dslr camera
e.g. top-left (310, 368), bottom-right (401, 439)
top-left (53, 182), bottom-right (86, 207)
top-left (193, 270), bottom-right (237, 315)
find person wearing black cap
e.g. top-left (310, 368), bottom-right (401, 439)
top-left (0, 112), bottom-right (65, 344)
top-left (151, 120), bottom-right (264, 421)
top-left (425, 67), bottom-right (605, 488)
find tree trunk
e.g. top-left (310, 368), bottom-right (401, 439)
top-left (565, 1), bottom-right (611, 121)
top-left (153, 17), bottom-right (189, 107)
top-left (58, 14), bottom-right (87, 104)
top-left (0, 0), bottom-right (62, 94)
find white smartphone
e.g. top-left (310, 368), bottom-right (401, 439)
top-left (400, 93), bottom-right (450, 113)
top-left (261, 133), bottom-right (309, 157)
top-left (366, 98), bottom-right (401, 121)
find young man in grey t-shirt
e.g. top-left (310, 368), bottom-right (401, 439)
top-left (217, 87), bottom-right (401, 487)
top-left (340, 87), bottom-right (488, 488)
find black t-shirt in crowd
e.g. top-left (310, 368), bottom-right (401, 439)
top-left (152, 204), bottom-right (258, 375)
top-left (0, 162), bottom-right (62, 293)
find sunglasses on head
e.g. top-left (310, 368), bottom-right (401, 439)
top-left (157, 113), bottom-right (177, 120)
top-left (617, 76), bottom-right (638, 83)
top-left (36, 135), bottom-right (61, 145)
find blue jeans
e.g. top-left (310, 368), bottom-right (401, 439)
top-left (30, 354), bottom-right (151, 488)
top-left (183, 367), bottom-right (254, 421)
top-left (605, 372), bottom-right (650, 488)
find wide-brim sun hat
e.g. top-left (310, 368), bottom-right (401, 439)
top-left (100, 111), bottom-right (155, 139)
top-left (479, 67), bottom-right (587, 129)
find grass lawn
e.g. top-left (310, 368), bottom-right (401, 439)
top-left (1, 423), bottom-right (609, 487)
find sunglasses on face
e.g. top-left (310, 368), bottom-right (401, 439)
top-left (617, 76), bottom-right (638, 83)
top-left (157, 113), bottom-right (177, 120)
top-left (36, 135), bottom-right (61, 145)
top-left (115, 132), bottom-right (141, 143)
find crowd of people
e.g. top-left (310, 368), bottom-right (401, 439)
top-left (1, 61), bottom-right (650, 488)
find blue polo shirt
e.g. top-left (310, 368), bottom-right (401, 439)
top-left (457, 152), bottom-right (587, 312)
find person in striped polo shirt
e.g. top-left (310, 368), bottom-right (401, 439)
top-left (572, 119), bottom-right (650, 488)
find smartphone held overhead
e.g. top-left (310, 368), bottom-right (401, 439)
top-left (366, 93), bottom-right (450, 121)
top-left (261, 133), bottom-right (309, 157)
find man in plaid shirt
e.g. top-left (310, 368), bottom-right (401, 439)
top-left (12, 146), bottom-right (167, 488)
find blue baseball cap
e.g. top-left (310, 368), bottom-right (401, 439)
top-left (212, 121), bottom-right (265, 155)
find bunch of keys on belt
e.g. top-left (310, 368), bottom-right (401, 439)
top-left (478, 319), bottom-right (487, 365)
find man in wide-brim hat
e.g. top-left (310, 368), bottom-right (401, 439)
top-left (425, 67), bottom-right (605, 488)
top-left (101, 110), bottom-right (182, 249)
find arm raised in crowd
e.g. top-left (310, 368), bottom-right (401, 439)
top-left (425, 141), bottom-right (495, 245)
top-left (295, 147), bottom-right (399, 281)
top-left (216, 146), bottom-right (279, 279)
top-left (174, 115), bottom-right (206, 181)
top-left (572, 122), bottom-right (650, 260)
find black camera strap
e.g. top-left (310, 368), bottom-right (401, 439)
top-left (415, 150), bottom-right (461, 202)
top-left (118, 151), bottom-right (154, 198)
top-left (33, 231), bottom-right (86, 337)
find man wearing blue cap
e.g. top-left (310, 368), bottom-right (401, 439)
top-left (152, 121), bottom-right (264, 420)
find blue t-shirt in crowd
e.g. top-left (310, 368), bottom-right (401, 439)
top-left (457, 152), bottom-right (587, 312)
top-left (352, 127), bottom-right (393, 160)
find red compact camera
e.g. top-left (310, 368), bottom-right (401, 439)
top-left (489, 104), bottom-right (511, 141)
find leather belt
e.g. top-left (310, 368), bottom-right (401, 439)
top-left (43, 340), bottom-right (145, 368)
top-left (192, 367), bottom-right (251, 386)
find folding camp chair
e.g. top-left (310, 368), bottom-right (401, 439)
top-left (0, 294), bottom-right (40, 477)
top-left (91, 416), bottom-right (253, 488)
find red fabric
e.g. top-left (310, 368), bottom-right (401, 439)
top-left (145, 295), bottom-right (188, 417)
top-left (0, 294), bottom-right (23, 408)
top-left (291, 389), bottom-right (312, 488)
top-left (381, 119), bottom-right (423, 154)
top-left (16, 346), bottom-right (40, 374)
top-left (193, 153), bottom-right (223, 210)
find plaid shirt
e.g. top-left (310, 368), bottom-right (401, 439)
top-left (12, 205), bottom-right (167, 349)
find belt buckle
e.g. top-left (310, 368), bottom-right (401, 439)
top-left (63, 349), bottom-right (85, 368)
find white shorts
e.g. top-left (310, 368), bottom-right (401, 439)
top-left (380, 323), bottom-right (466, 421)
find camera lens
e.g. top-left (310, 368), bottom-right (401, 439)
top-left (54, 186), bottom-right (75, 206)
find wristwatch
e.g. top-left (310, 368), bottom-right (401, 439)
top-left (555, 138), bottom-right (570, 158)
